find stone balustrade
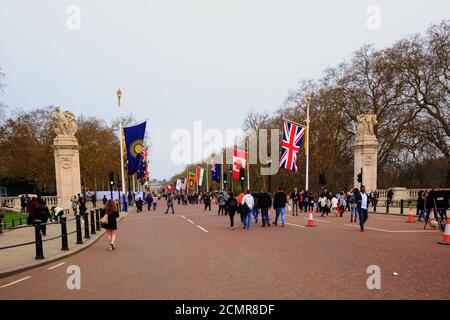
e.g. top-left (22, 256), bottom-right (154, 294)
top-left (0, 196), bottom-right (61, 210)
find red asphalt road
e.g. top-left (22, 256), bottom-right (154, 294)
top-left (0, 203), bottom-right (448, 300)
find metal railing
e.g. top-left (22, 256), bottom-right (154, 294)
top-left (0, 209), bottom-right (103, 260)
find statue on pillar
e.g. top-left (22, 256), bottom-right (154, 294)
top-left (356, 109), bottom-right (377, 139)
top-left (51, 106), bottom-right (78, 137)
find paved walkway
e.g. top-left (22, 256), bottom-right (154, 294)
top-left (0, 209), bottom-right (127, 277)
top-left (0, 203), bottom-right (447, 300)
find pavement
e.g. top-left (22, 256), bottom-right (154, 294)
top-left (0, 203), bottom-right (448, 300)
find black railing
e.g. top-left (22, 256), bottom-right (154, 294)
top-left (0, 209), bottom-right (102, 260)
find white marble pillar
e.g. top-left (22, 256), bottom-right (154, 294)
top-left (53, 136), bottom-right (81, 209)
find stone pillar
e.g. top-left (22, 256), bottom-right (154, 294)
top-left (353, 112), bottom-right (379, 193)
top-left (53, 136), bottom-right (81, 210)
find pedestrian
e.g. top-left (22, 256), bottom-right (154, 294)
top-left (331, 195), bottom-right (338, 216)
top-left (226, 192), bottom-right (238, 230)
top-left (101, 199), bottom-right (120, 251)
top-left (102, 195), bottom-right (107, 206)
top-left (356, 185), bottom-right (369, 232)
top-left (152, 194), bottom-right (158, 210)
top-left (387, 189), bottom-right (394, 207)
top-left (165, 193), bottom-right (175, 214)
top-left (349, 189), bottom-right (358, 223)
top-left (237, 192), bottom-right (245, 226)
top-left (286, 194), bottom-right (293, 216)
top-left (36, 199), bottom-right (52, 236)
top-left (136, 197), bottom-right (143, 212)
top-left (303, 190), bottom-right (310, 212)
top-left (291, 188), bottom-right (300, 216)
top-left (71, 195), bottom-right (78, 214)
top-left (204, 192), bottom-right (212, 211)
top-left (51, 206), bottom-right (64, 221)
top-left (252, 191), bottom-right (260, 223)
top-left (417, 190), bottom-right (426, 222)
top-left (242, 190), bottom-right (254, 229)
top-left (217, 192), bottom-right (226, 215)
top-left (92, 192), bottom-right (97, 208)
top-left (27, 197), bottom-right (39, 225)
top-left (259, 189), bottom-right (272, 227)
top-left (273, 187), bottom-right (287, 227)
top-left (20, 195), bottom-right (26, 213)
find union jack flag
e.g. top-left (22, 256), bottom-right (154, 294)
top-left (279, 120), bottom-right (305, 172)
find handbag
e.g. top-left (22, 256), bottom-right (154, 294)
top-left (100, 213), bottom-right (109, 225)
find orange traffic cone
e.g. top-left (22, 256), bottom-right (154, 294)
top-left (406, 208), bottom-right (415, 223)
top-left (306, 211), bottom-right (316, 227)
top-left (438, 220), bottom-right (450, 245)
top-left (429, 209), bottom-right (436, 222)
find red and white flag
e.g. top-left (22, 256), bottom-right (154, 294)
top-left (232, 148), bottom-right (247, 180)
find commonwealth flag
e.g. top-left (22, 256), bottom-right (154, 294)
top-left (124, 121), bottom-right (146, 175)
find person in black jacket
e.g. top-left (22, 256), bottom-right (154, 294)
top-left (252, 192), bottom-right (260, 224)
top-left (417, 190), bottom-right (426, 222)
top-left (273, 187), bottom-right (287, 227)
top-left (259, 189), bottom-right (272, 227)
top-left (36, 199), bottom-right (52, 236)
top-left (291, 188), bottom-right (300, 216)
top-left (226, 193), bottom-right (238, 229)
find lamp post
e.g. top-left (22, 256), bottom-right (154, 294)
top-left (305, 94), bottom-right (311, 192)
top-left (117, 88), bottom-right (127, 211)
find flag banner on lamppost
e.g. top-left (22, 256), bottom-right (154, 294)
top-left (124, 121), bottom-right (147, 175)
top-left (211, 160), bottom-right (221, 183)
top-left (196, 166), bottom-right (206, 186)
top-left (279, 119), bottom-right (305, 172)
top-left (232, 148), bottom-right (247, 180)
top-left (188, 172), bottom-right (196, 190)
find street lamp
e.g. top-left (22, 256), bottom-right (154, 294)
top-left (116, 88), bottom-right (122, 107)
top-left (116, 88), bottom-right (127, 211)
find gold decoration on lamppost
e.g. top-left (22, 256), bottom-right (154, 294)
top-left (116, 88), bottom-right (122, 107)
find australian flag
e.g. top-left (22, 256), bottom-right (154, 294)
top-left (211, 160), bottom-right (221, 183)
top-left (279, 120), bottom-right (305, 172)
top-left (124, 121), bottom-right (146, 175)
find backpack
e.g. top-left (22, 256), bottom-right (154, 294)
top-left (229, 198), bottom-right (237, 207)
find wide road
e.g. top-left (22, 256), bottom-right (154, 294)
top-left (0, 203), bottom-right (448, 299)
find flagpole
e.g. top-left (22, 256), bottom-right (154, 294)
top-left (206, 164), bottom-right (209, 192)
top-left (305, 94), bottom-right (311, 192)
top-left (246, 139), bottom-right (250, 191)
top-left (220, 148), bottom-right (224, 191)
top-left (116, 89), bottom-right (127, 211)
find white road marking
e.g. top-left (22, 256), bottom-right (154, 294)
top-left (187, 219), bottom-right (195, 224)
top-left (196, 225), bottom-right (209, 233)
top-left (285, 222), bottom-right (306, 228)
top-left (180, 215), bottom-right (186, 219)
top-left (47, 262), bottom-right (66, 270)
top-left (344, 224), bottom-right (436, 233)
top-left (0, 276), bottom-right (32, 288)
top-left (302, 217), bottom-right (332, 224)
top-left (376, 217), bottom-right (407, 222)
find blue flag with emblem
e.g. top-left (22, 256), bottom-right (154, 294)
top-left (124, 121), bottom-right (146, 175)
top-left (210, 160), bottom-right (221, 183)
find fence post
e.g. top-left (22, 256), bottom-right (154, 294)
top-left (75, 214), bottom-right (83, 244)
top-left (400, 199), bottom-right (404, 214)
top-left (90, 210), bottom-right (96, 235)
top-left (60, 217), bottom-right (69, 251)
top-left (12, 219), bottom-right (15, 228)
top-left (34, 220), bottom-right (45, 259)
top-left (83, 212), bottom-right (90, 239)
top-left (95, 209), bottom-right (101, 231)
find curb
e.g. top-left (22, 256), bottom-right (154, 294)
top-left (0, 215), bottom-right (125, 279)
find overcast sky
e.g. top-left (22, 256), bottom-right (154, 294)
top-left (1, 0), bottom-right (449, 179)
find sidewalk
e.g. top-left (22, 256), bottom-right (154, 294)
top-left (0, 209), bottom-right (129, 278)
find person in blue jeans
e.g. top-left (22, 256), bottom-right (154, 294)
top-left (242, 191), bottom-right (254, 229)
top-left (165, 193), bottom-right (175, 214)
top-left (355, 185), bottom-right (369, 232)
top-left (273, 187), bottom-right (287, 227)
top-left (251, 192), bottom-right (260, 224)
top-left (259, 189), bottom-right (272, 227)
top-left (349, 188), bottom-right (359, 223)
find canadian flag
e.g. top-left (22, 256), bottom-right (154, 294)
top-left (233, 148), bottom-right (247, 180)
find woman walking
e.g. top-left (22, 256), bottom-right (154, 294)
top-left (101, 199), bottom-right (120, 251)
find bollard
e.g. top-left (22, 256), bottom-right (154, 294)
top-left (60, 217), bottom-right (69, 251)
top-left (90, 210), bottom-right (96, 235)
top-left (373, 201), bottom-right (377, 213)
top-left (34, 220), bottom-right (45, 259)
top-left (12, 219), bottom-right (15, 228)
top-left (400, 200), bottom-right (404, 214)
top-left (75, 214), bottom-right (83, 244)
top-left (386, 201), bottom-right (389, 214)
top-left (95, 209), bottom-right (101, 231)
top-left (83, 212), bottom-right (90, 239)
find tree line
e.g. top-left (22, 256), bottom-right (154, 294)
top-left (171, 21), bottom-right (450, 193)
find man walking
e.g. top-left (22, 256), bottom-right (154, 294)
top-left (204, 192), bottom-right (212, 211)
top-left (356, 185), bottom-right (369, 232)
top-left (291, 188), bottom-right (300, 216)
top-left (165, 193), bottom-right (175, 214)
top-left (273, 187), bottom-right (287, 227)
top-left (251, 191), bottom-right (260, 224)
top-left (259, 189), bottom-right (272, 227)
top-left (242, 191), bottom-right (254, 229)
